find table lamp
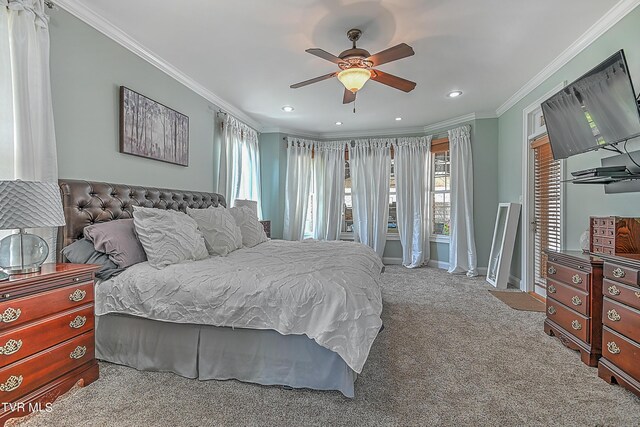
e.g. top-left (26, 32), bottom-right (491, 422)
top-left (0, 180), bottom-right (66, 278)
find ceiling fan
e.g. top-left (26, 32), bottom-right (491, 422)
top-left (290, 29), bottom-right (416, 104)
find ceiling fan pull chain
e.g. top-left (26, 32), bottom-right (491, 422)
top-left (353, 97), bottom-right (356, 114)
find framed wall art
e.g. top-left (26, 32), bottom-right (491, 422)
top-left (119, 86), bottom-right (189, 166)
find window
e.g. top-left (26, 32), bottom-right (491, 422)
top-left (532, 135), bottom-right (561, 289)
top-left (342, 155), bottom-right (397, 235)
top-left (431, 138), bottom-right (451, 237)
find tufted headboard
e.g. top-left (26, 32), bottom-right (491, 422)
top-left (56, 179), bottom-right (226, 262)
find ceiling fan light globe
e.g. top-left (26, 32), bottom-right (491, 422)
top-left (337, 68), bottom-right (371, 93)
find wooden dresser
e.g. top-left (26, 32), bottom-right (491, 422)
top-left (0, 264), bottom-right (99, 425)
top-left (597, 254), bottom-right (640, 397)
top-left (543, 251), bottom-right (603, 366)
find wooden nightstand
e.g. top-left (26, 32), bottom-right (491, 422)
top-left (0, 263), bottom-right (100, 426)
top-left (260, 220), bottom-right (271, 238)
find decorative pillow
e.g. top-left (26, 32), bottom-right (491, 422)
top-left (229, 205), bottom-right (268, 248)
top-left (133, 206), bottom-right (209, 268)
top-left (187, 206), bottom-right (243, 256)
top-left (84, 219), bottom-right (147, 268)
top-left (61, 238), bottom-right (125, 281)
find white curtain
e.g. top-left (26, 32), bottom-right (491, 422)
top-left (312, 141), bottom-right (346, 240)
top-left (394, 136), bottom-right (432, 268)
top-left (1, 0), bottom-right (58, 262)
top-left (283, 137), bottom-right (315, 241)
top-left (448, 125), bottom-right (477, 276)
top-left (218, 114), bottom-right (262, 217)
top-left (350, 138), bottom-right (392, 257)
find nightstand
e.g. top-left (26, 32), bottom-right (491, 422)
top-left (0, 263), bottom-right (100, 425)
top-left (260, 220), bottom-right (271, 238)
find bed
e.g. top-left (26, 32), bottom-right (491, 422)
top-left (56, 179), bottom-right (384, 397)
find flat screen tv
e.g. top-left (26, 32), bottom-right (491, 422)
top-left (541, 49), bottom-right (640, 160)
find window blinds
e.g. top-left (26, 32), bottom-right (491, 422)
top-left (532, 135), bottom-right (562, 288)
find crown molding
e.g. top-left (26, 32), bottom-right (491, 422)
top-left (495, 0), bottom-right (640, 117)
top-left (318, 125), bottom-right (427, 140)
top-left (54, 0), bottom-right (263, 131)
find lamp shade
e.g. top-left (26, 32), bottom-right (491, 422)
top-left (234, 199), bottom-right (258, 216)
top-left (337, 68), bottom-right (371, 93)
top-left (0, 180), bottom-right (66, 230)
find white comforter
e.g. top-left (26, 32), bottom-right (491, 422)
top-left (96, 239), bottom-right (384, 373)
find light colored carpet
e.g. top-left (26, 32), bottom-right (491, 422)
top-left (17, 266), bottom-right (640, 426)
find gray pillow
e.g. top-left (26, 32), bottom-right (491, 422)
top-left (84, 219), bottom-right (147, 268)
top-left (61, 238), bottom-right (125, 281)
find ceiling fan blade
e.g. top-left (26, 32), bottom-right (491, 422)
top-left (370, 70), bottom-right (416, 92)
top-left (306, 48), bottom-right (343, 64)
top-left (343, 89), bottom-right (356, 104)
top-left (290, 72), bottom-right (337, 89)
top-left (366, 43), bottom-right (415, 67)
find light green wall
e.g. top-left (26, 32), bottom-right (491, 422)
top-left (497, 7), bottom-right (640, 279)
top-left (259, 133), bottom-right (287, 239)
top-left (50, 9), bottom-right (219, 193)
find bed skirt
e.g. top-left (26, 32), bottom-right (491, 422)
top-left (95, 314), bottom-right (357, 397)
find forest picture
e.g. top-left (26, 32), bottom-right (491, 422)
top-left (120, 86), bottom-right (189, 166)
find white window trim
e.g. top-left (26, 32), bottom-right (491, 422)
top-left (340, 232), bottom-right (401, 241)
top-left (430, 235), bottom-right (450, 243)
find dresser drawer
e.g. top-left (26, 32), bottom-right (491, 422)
top-left (593, 236), bottom-right (615, 248)
top-left (603, 298), bottom-right (640, 342)
top-left (603, 279), bottom-right (640, 311)
top-left (546, 299), bottom-right (589, 343)
top-left (0, 305), bottom-right (93, 367)
top-left (0, 283), bottom-right (93, 331)
top-left (0, 332), bottom-right (94, 402)
top-left (546, 262), bottom-right (589, 292)
top-left (604, 263), bottom-right (640, 287)
top-left (546, 279), bottom-right (589, 316)
top-left (602, 326), bottom-right (640, 381)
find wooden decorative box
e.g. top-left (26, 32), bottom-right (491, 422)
top-left (590, 216), bottom-right (640, 256)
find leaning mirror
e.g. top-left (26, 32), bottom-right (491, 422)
top-left (487, 203), bottom-right (521, 289)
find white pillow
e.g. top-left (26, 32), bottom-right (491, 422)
top-left (229, 205), bottom-right (268, 248)
top-left (132, 206), bottom-right (208, 268)
top-left (186, 206), bottom-right (243, 256)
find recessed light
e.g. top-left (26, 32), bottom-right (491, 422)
top-left (335, 121), bottom-right (343, 126)
top-left (282, 105), bottom-right (294, 112)
top-left (395, 117), bottom-right (402, 121)
top-left (448, 90), bottom-right (463, 98)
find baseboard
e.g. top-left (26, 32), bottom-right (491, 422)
top-left (427, 260), bottom-right (449, 270)
top-left (382, 257), bottom-right (402, 265)
top-left (477, 267), bottom-right (488, 276)
top-left (509, 274), bottom-right (523, 288)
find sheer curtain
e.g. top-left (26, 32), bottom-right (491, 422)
top-left (448, 125), bottom-right (477, 276)
top-left (283, 137), bottom-right (315, 241)
top-left (350, 138), bottom-right (392, 257)
top-left (1, 0), bottom-right (58, 261)
top-left (218, 114), bottom-right (262, 217)
top-left (394, 136), bottom-right (432, 268)
top-left (313, 141), bottom-right (346, 240)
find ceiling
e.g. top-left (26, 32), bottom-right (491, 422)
top-left (62, 0), bottom-right (622, 136)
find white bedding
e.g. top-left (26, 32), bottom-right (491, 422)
top-left (95, 239), bottom-right (384, 373)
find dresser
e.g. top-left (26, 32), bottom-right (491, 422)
top-left (597, 254), bottom-right (640, 397)
top-left (0, 264), bottom-right (100, 425)
top-left (543, 251), bottom-right (603, 366)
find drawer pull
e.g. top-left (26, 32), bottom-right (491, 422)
top-left (571, 274), bottom-right (582, 285)
top-left (571, 296), bottom-right (582, 306)
top-left (608, 285), bottom-right (621, 296)
top-left (612, 268), bottom-right (625, 279)
top-left (69, 289), bottom-right (86, 302)
top-left (0, 375), bottom-right (22, 392)
top-left (548, 285), bottom-right (556, 294)
top-left (69, 316), bottom-right (86, 329)
top-left (0, 339), bottom-right (22, 356)
top-left (571, 320), bottom-right (582, 330)
top-left (547, 266), bottom-right (556, 275)
top-left (607, 309), bottom-right (621, 322)
top-left (547, 306), bottom-right (556, 315)
top-left (0, 308), bottom-right (21, 324)
top-left (69, 346), bottom-right (87, 360)
top-left (635, 291), bottom-right (640, 299)
top-left (73, 277), bottom-right (81, 282)
top-left (607, 341), bottom-right (621, 355)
